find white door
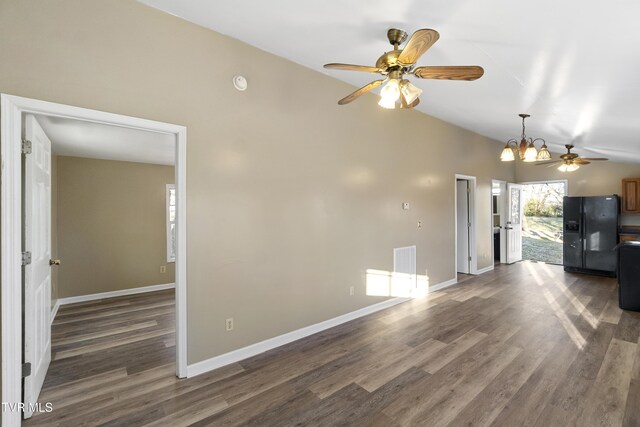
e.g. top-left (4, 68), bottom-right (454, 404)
top-left (506, 183), bottom-right (523, 264)
top-left (456, 180), bottom-right (470, 273)
top-left (23, 114), bottom-right (52, 419)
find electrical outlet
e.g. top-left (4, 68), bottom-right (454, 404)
top-left (349, 286), bottom-right (355, 296)
top-left (160, 265), bottom-right (166, 274)
top-left (225, 318), bottom-right (234, 331)
top-left (417, 220), bottom-right (423, 229)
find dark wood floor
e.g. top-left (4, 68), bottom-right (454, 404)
top-left (25, 262), bottom-right (640, 426)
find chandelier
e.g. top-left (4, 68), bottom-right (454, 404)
top-left (500, 114), bottom-right (551, 162)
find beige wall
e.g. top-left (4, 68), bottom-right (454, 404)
top-left (56, 156), bottom-right (175, 298)
top-left (515, 155), bottom-right (640, 225)
top-left (0, 0), bottom-right (514, 364)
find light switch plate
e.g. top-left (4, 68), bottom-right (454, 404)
top-left (402, 202), bottom-right (410, 210)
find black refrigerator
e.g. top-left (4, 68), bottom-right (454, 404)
top-left (563, 195), bottom-right (619, 276)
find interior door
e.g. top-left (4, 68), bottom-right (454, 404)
top-left (456, 180), bottom-right (470, 273)
top-left (23, 114), bottom-right (52, 419)
top-left (506, 183), bottom-right (523, 264)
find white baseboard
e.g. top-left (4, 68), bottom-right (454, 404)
top-left (186, 274), bottom-right (462, 378)
top-left (429, 277), bottom-right (458, 292)
top-left (50, 299), bottom-right (61, 324)
top-left (474, 265), bottom-right (495, 275)
top-left (187, 296), bottom-right (411, 378)
top-left (56, 282), bottom-right (175, 307)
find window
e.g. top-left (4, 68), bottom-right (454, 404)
top-left (166, 184), bottom-right (176, 262)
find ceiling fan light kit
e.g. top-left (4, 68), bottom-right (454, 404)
top-left (558, 162), bottom-right (580, 172)
top-left (400, 80), bottom-right (422, 104)
top-left (324, 28), bottom-right (484, 109)
top-left (535, 144), bottom-right (609, 172)
top-left (500, 114), bottom-right (550, 163)
top-left (378, 71), bottom-right (401, 109)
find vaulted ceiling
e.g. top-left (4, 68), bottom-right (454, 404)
top-left (36, 115), bottom-right (175, 165)
top-left (139, 0), bottom-right (640, 164)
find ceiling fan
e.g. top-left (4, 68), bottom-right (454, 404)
top-left (324, 28), bottom-right (484, 109)
top-left (535, 144), bottom-right (608, 172)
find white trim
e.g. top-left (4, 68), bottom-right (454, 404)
top-left (50, 300), bottom-right (61, 324)
top-left (429, 277), bottom-right (458, 292)
top-left (1, 94), bottom-right (23, 427)
top-left (454, 174), bottom-right (478, 277)
top-left (166, 184), bottom-right (176, 263)
top-left (175, 125), bottom-right (188, 379)
top-left (56, 283), bottom-right (175, 306)
top-left (517, 178), bottom-right (569, 188)
top-left (498, 181), bottom-right (508, 264)
top-left (186, 273), bottom-right (459, 378)
top-left (491, 179), bottom-right (506, 267)
top-left (187, 296), bottom-right (411, 377)
top-left (1, 95), bottom-right (189, 427)
top-left (474, 265), bottom-right (495, 275)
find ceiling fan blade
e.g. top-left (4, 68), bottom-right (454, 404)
top-left (572, 158), bottom-right (592, 165)
top-left (397, 29), bottom-right (440, 65)
top-left (413, 66), bottom-right (485, 81)
top-left (580, 157), bottom-right (608, 161)
top-left (324, 63), bottom-right (380, 73)
top-left (535, 160), bottom-right (561, 166)
top-left (337, 79), bottom-right (385, 105)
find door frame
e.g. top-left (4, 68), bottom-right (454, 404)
top-left (518, 179), bottom-right (569, 192)
top-left (454, 174), bottom-right (477, 277)
top-left (491, 180), bottom-right (507, 265)
top-left (1, 94), bottom-right (188, 426)
top-left (518, 179), bottom-right (568, 264)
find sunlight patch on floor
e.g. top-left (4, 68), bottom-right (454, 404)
top-left (525, 262), bottom-right (587, 349)
top-left (539, 263), bottom-right (599, 329)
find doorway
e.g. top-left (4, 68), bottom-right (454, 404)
top-left (492, 180), bottom-right (526, 265)
top-left (1, 94), bottom-right (188, 426)
top-left (455, 175), bottom-right (477, 276)
top-left (492, 180), bottom-right (506, 265)
top-left (521, 180), bottom-right (567, 265)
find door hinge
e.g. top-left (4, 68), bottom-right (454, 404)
top-left (22, 251), bottom-right (32, 266)
top-left (468, 222), bottom-right (471, 228)
top-left (21, 139), bottom-right (32, 155)
top-left (468, 256), bottom-right (472, 261)
top-left (22, 362), bottom-right (31, 378)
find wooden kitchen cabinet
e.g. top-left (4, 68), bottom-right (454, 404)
top-left (622, 178), bottom-right (640, 213)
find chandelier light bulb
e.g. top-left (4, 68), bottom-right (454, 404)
top-left (523, 143), bottom-right (538, 162)
top-left (536, 144), bottom-right (551, 160)
top-left (500, 145), bottom-right (515, 161)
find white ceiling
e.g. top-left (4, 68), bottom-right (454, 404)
top-left (139, 0), bottom-right (640, 164)
top-left (35, 115), bottom-right (175, 165)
